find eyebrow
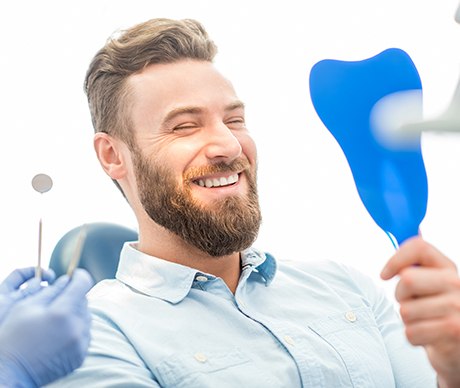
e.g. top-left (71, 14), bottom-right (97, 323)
top-left (161, 100), bottom-right (245, 127)
top-left (224, 100), bottom-right (245, 112)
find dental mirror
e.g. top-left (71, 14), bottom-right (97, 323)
top-left (32, 173), bottom-right (53, 279)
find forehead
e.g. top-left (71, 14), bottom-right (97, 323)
top-left (127, 60), bottom-right (240, 121)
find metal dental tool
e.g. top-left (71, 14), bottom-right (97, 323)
top-left (66, 224), bottom-right (87, 277)
top-left (398, 1), bottom-right (460, 135)
top-left (31, 173), bottom-right (53, 279)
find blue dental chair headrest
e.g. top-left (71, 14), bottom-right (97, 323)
top-left (49, 222), bottom-right (138, 283)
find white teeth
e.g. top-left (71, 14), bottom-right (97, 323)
top-left (228, 174), bottom-right (238, 184)
top-left (196, 173), bottom-right (239, 188)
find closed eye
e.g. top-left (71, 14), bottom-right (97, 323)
top-left (174, 123), bottom-right (200, 131)
top-left (226, 118), bottom-right (246, 129)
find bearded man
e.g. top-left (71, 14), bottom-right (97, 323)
top-left (48, 18), bottom-right (460, 388)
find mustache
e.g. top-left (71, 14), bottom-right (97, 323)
top-left (183, 157), bottom-right (251, 181)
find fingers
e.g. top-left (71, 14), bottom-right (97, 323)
top-left (41, 268), bottom-right (57, 284)
top-left (0, 267), bottom-right (55, 293)
top-left (7, 278), bottom-right (44, 301)
top-left (381, 236), bottom-right (456, 280)
top-left (394, 267), bottom-right (460, 301)
top-left (51, 269), bottom-right (94, 310)
top-left (23, 275), bottom-right (71, 305)
top-left (382, 237), bottom-right (460, 380)
top-left (0, 267), bottom-right (35, 293)
top-left (404, 317), bottom-right (460, 346)
top-left (11, 269), bottom-right (93, 309)
top-left (0, 270), bottom-right (51, 320)
top-left (65, 269), bottom-right (94, 297)
top-left (399, 292), bottom-right (460, 323)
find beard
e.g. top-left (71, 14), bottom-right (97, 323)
top-left (132, 148), bottom-right (261, 257)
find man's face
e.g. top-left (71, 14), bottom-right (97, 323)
top-left (127, 60), bottom-right (261, 256)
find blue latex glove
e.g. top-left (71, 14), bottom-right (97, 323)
top-left (0, 267), bottom-right (56, 325)
top-left (0, 268), bottom-right (94, 387)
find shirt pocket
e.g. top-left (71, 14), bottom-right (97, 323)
top-left (154, 347), bottom-right (273, 388)
top-left (308, 307), bottom-right (395, 388)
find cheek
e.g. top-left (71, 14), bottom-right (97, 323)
top-left (158, 141), bottom-right (204, 186)
top-left (238, 133), bottom-right (257, 164)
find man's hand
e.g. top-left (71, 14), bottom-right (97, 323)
top-left (0, 269), bottom-right (94, 387)
top-left (381, 236), bottom-right (460, 388)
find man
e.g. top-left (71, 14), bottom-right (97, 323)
top-left (0, 267), bottom-right (93, 387)
top-left (49, 18), bottom-right (460, 387)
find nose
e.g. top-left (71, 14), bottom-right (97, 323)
top-left (203, 123), bottom-right (242, 163)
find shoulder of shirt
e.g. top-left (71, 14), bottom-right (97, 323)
top-left (275, 257), bottom-right (379, 295)
top-left (276, 257), bottom-right (356, 277)
top-left (86, 278), bottom-right (126, 300)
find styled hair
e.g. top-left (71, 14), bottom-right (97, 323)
top-left (84, 18), bottom-right (217, 196)
top-left (84, 18), bottom-right (218, 146)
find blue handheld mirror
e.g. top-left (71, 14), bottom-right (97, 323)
top-left (309, 48), bottom-right (428, 246)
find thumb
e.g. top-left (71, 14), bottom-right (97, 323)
top-left (52, 269), bottom-right (94, 309)
top-left (24, 275), bottom-right (70, 306)
top-left (7, 278), bottom-right (43, 302)
top-left (0, 267), bottom-right (55, 294)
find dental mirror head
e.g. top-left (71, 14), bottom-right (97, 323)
top-left (32, 173), bottom-right (53, 194)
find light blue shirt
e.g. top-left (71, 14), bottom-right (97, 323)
top-left (49, 243), bottom-right (436, 387)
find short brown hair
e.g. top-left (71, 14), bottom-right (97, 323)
top-left (84, 18), bottom-right (218, 146)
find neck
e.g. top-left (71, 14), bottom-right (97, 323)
top-left (137, 223), bottom-right (242, 293)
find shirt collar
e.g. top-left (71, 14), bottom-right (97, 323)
top-left (241, 248), bottom-right (277, 285)
top-left (116, 243), bottom-right (277, 303)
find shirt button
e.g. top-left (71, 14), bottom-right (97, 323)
top-left (195, 275), bottom-right (208, 282)
top-left (284, 335), bottom-right (295, 346)
top-left (345, 311), bottom-right (357, 322)
top-left (194, 352), bottom-right (207, 363)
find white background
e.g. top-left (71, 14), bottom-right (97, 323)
top-left (1, 0), bottom-right (460, 299)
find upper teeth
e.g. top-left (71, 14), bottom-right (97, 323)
top-left (197, 174), bottom-right (238, 188)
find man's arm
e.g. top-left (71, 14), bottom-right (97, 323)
top-left (381, 237), bottom-right (460, 388)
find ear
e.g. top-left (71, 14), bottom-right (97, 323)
top-left (93, 132), bottom-right (128, 180)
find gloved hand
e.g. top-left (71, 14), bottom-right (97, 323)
top-left (0, 267), bottom-right (55, 324)
top-left (0, 269), bottom-right (94, 387)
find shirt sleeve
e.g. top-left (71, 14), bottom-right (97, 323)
top-left (342, 263), bottom-right (438, 387)
top-left (45, 309), bottom-right (160, 387)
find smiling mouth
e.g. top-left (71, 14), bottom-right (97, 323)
top-left (193, 173), bottom-right (239, 188)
